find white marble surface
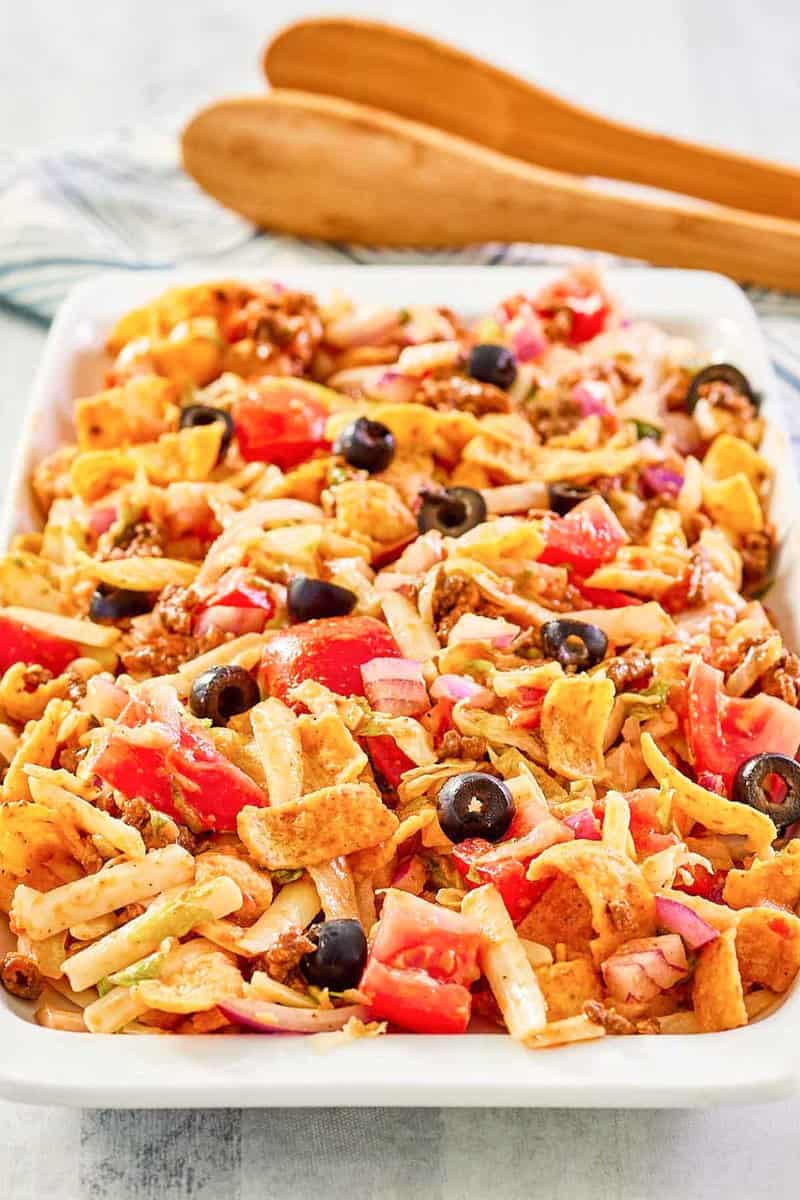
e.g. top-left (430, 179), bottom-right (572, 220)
top-left (2, 1), bottom-right (800, 1196)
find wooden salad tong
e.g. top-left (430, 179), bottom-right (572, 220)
top-left (180, 18), bottom-right (800, 289)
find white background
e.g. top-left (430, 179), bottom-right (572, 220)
top-left (2, 1), bottom-right (800, 1197)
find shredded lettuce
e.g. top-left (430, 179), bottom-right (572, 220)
top-left (97, 939), bottom-right (175, 997)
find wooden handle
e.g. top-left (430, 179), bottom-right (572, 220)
top-left (264, 18), bottom-right (800, 223)
top-left (181, 91), bottom-right (800, 291)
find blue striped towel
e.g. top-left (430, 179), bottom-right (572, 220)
top-left (3, 128), bottom-right (800, 439)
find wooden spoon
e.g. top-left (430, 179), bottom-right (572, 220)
top-left (264, 17), bottom-right (800, 223)
top-left (181, 91), bottom-right (800, 290)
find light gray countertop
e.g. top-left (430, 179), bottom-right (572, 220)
top-left (2, 2), bottom-right (800, 1196)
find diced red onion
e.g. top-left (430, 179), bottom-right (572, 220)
top-left (80, 674), bottom-right (130, 721)
top-left (430, 674), bottom-right (494, 708)
top-left (361, 657), bottom-right (428, 716)
top-left (218, 999), bottom-right (369, 1034)
top-left (655, 896), bottom-right (720, 950)
top-left (447, 613), bottom-right (520, 649)
top-left (369, 370), bottom-right (419, 405)
top-left (508, 313), bottom-right (547, 362)
top-left (572, 380), bottom-right (614, 420)
top-left (601, 934), bottom-right (688, 1002)
top-left (194, 605), bottom-right (267, 638)
top-left (640, 466), bottom-right (684, 499)
top-left (563, 808), bottom-right (602, 841)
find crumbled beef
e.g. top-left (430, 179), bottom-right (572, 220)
top-left (120, 631), bottom-right (201, 676)
top-left (583, 999), bottom-right (660, 1036)
top-left (415, 375), bottom-right (511, 416)
top-left (259, 927), bottom-right (316, 984)
top-left (660, 548), bottom-right (710, 614)
top-left (118, 795), bottom-right (151, 831)
top-left (740, 527), bottom-right (774, 593)
top-left (156, 586), bottom-right (201, 636)
top-left (232, 289), bottom-right (324, 375)
top-left (1, 952), bottom-right (44, 1001)
top-left (439, 730), bottom-right (487, 760)
top-left (98, 521), bottom-right (164, 561)
top-left (21, 665), bottom-right (53, 690)
top-left (431, 570), bottom-right (500, 641)
top-left (63, 670), bottom-right (89, 703)
top-left (604, 650), bottom-right (653, 692)
top-left (530, 398), bottom-right (581, 441)
top-left (761, 649), bottom-right (800, 708)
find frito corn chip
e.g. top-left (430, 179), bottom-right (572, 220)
top-left (526, 841), bottom-right (656, 961)
top-left (130, 424), bottom-right (223, 485)
top-left (735, 906), bottom-right (800, 992)
top-left (75, 376), bottom-right (177, 451)
top-left (69, 448), bottom-right (137, 502)
top-left (0, 551), bottom-right (65, 612)
top-left (333, 480), bottom-right (416, 555)
top-left (723, 840), bottom-right (800, 910)
top-left (2, 698), bottom-right (73, 803)
top-left (535, 957), bottom-right (603, 1021)
top-left (238, 783), bottom-right (398, 868)
top-left (541, 674), bottom-right (614, 781)
top-left (0, 800), bottom-right (83, 890)
top-left (298, 712), bottom-right (369, 792)
top-left (692, 927), bottom-right (747, 1032)
top-left (703, 433), bottom-right (770, 491)
top-left (703, 472), bottom-right (764, 535)
top-left (640, 733), bottom-right (776, 858)
top-left (448, 517), bottom-right (545, 567)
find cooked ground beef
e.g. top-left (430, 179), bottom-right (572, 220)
top-left (761, 649), bottom-right (800, 708)
top-left (604, 650), bottom-right (653, 691)
top-left (530, 397), bottom-right (581, 441)
top-left (740, 527), bottom-right (774, 593)
top-left (98, 521), bottom-right (165, 561)
top-left (1, 952), bottom-right (43, 1001)
top-left (431, 571), bottom-right (481, 640)
top-left (439, 730), bottom-right (487, 760)
top-left (583, 1000), bottom-right (659, 1036)
top-left (259, 927), bottom-right (316, 984)
top-left (120, 631), bottom-right (200, 676)
top-left (157, 585), bottom-right (201, 636)
top-left (415, 375), bottom-right (512, 416)
top-left (233, 289), bottom-right (324, 375)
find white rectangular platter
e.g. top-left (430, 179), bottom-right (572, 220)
top-left (2, 265), bottom-right (799, 1108)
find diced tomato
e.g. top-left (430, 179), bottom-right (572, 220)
top-left (360, 959), bottom-right (472, 1034)
top-left (205, 570), bottom-right (275, 617)
top-left (421, 697), bottom-right (455, 744)
top-left (232, 384), bottom-right (329, 469)
top-left (93, 696), bottom-right (266, 832)
top-left (539, 495), bottom-right (627, 575)
top-left (366, 734), bottom-right (416, 789)
top-left (574, 582), bottom-right (642, 609)
top-left (687, 658), bottom-right (800, 793)
top-left (0, 616), bottom-right (80, 676)
top-left (506, 687), bottom-right (546, 730)
top-left (673, 863), bottom-right (728, 904)
top-left (451, 838), bottom-right (552, 924)
top-left (696, 770), bottom-right (726, 797)
top-left (360, 891), bottom-right (482, 1033)
top-left (627, 792), bottom-right (678, 856)
top-left (536, 289), bottom-right (610, 345)
top-left (261, 615), bottom-right (401, 706)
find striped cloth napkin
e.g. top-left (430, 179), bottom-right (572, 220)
top-left (2, 128), bottom-right (800, 438)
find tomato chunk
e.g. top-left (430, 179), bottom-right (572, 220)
top-left (360, 959), bottom-right (472, 1035)
top-left (262, 615), bottom-right (401, 706)
top-left (361, 891), bottom-right (482, 1033)
top-left (366, 734), bottom-right (416, 788)
top-left (232, 384), bottom-right (329, 470)
top-left (539, 496), bottom-right (627, 575)
top-left (94, 696), bottom-right (266, 832)
top-left (0, 616), bottom-right (80, 675)
top-left (687, 659), bottom-right (800, 792)
top-left (452, 838), bottom-right (552, 924)
top-left (205, 569), bottom-right (275, 617)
